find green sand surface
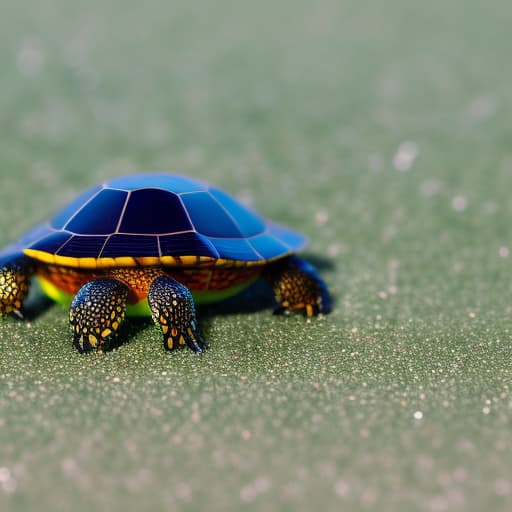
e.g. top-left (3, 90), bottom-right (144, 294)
top-left (1, 1), bottom-right (512, 510)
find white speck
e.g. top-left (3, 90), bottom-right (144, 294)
top-left (61, 458), bottom-right (79, 477)
top-left (378, 291), bottom-right (388, 299)
top-left (451, 195), bottom-right (468, 212)
top-left (315, 209), bottom-right (329, 226)
top-left (393, 141), bottom-right (418, 172)
top-left (388, 285), bottom-right (398, 295)
top-left (334, 479), bottom-right (351, 497)
top-left (452, 262), bottom-right (464, 273)
top-left (240, 476), bottom-right (272, 503)
top-left (413, 411), bottom-right (423, 420)
top-left (238, 190), bottom-right (254, 207)
top-left (175, 482), bottom-right (192, 501)
top-left (453, 467), bottom-right (467, 482)
top-left (112, 377), bottom-right (120, 383)
top-left (0, 467), bottom-right (17, 494)
top-left (468, 95), bottom-right (498, 122)
top-left (0, 468), bottom-right (11, 483)
top-left (495, 479), bottom-right (511, 496)
top-left (327, 242), bottom-right (347, 257)
top-left (16, 38), bottom-right (46, 77)
top-left (499, 247), bottom-right (509, 258)
top-left (482, 406), bottom-right (491, 415)
top-left (420, 179), bottom-right (443, 197)
top-left (468, 311), bottom-right (476, 318)
top-left (351, 327), bottom-right (358, 333)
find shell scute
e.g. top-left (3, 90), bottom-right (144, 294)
top-left (12, 174), bottom-right (307, 266)
top-left (101, 234), bottom-right (159, 258)
top-left (119, 189), bottom-right (192, 235)
top-left (208, 187), bottom-right (265, 237)
top-left (58, 235), bottom-right (107, 258)
top-left (51, 185), bottom-right (102, 229)
top-left (158, 232), bottom-right (219, 258)
top-left (180, 191), bottom-right (243, 238)
top-left (65, 189), bottom-right (127, 235)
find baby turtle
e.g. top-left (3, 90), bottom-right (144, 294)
top-left (0, 174), bottom-right (331, 353)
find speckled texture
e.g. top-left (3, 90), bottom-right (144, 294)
top-left (1, 0), bottom-right (512, 510)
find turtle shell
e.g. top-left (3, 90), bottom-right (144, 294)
top-left (6, 174), bottom-right (307, 269)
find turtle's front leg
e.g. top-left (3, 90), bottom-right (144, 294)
top-left (0, 260), bottom-right (32, 317)
top-left (69, 278), bottom-right (128, 353)
top-left (264, 256), bottom-right (332, 317)
top-left (148, 275), bottom-right (206, 353)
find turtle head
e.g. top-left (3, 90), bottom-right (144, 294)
top-left (0, 263), bottom-right (31, 317)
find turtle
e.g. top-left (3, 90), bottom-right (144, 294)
top-left (0, 173), bottom-right (331, 353)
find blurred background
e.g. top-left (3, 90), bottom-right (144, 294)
top-left (1, 1), bottom-right (512, 511)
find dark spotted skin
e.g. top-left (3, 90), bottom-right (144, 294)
top-left (1, 256), bottom-right (329, 354)
top-left (148, 275), bottom-right (206, 352)
top-left (265, 256), bottom-right (332, 317)
top-left (69, 278), bottom-right (128, 352)
top-left (0, 263), bottom-right (31, 317)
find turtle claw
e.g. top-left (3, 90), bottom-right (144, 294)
top-left (12, 308), bottom-right (24, 320)
top-left (273, 303), bottom-right (320, 317)
top-left (266, 256), bottom-right (331, 317)
top-left (184, 321), bottom-right (207, 353)
top-left (0, 263), bottom-right (31, 318)
top-left (69, 278), bottom-right (128, 354)
top-left (73, 330), bottom-right (109, 353)
top-left (162, 321), bottom-right (207, 353)
top-left (148, 275), bottom-right (206, 353)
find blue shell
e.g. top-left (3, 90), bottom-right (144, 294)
top-left (0, 174), bottom-right (307, 265)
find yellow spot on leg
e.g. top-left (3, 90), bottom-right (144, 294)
top-left (88, 334), bottom-right (98, 347)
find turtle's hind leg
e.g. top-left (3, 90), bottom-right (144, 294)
top-left (70, 278), bottom-right (128, 353)
top-left (264, 256), bottom-right (332, 317)
top-left (0, 259), bottom-right (32, 318)
top-left (148, 275), bottom-right (206, 353)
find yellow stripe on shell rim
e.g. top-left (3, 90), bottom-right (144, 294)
top-left (24, 248), bottom-right (286, 269)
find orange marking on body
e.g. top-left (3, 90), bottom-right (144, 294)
top-left (35, 264), bottom-right (260, 302)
